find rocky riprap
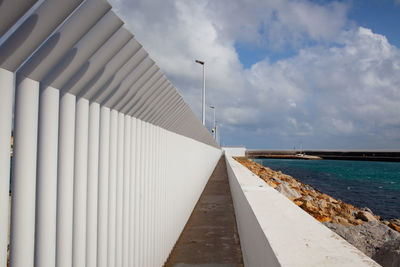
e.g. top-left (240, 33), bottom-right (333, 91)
top-left (235, 157), bottom-right (400, 267)
top-left (324, 221), bottom-right (400, 266)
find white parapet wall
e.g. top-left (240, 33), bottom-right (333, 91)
top-left (165, 131), bottom-right (222, 260)
top-left (225, 155), bottom-right (380, 267)
top-left (222, 146), bottom-right (246, 157)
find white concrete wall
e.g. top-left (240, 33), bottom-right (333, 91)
top-left (225, 155), bottom-right (380, 267)
top-left (165, 131), bottom-right (222, 258)
top-left (0, 2), bottom-right (221, 267)
top-left (222, 146), bottom-right (246, 157)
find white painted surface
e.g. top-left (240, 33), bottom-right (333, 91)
top-left (18, 0), bottom-right (111, 82)
top-left (107, 110), bottom-right (118, 267)
top-left (35, 85), bottom-right (59, 267)
top-left (0, 68), bottom-right (13, 267)
top-left (122, 116), bottom-right (131, 267)
top-left (0, 0), bottom-right (83, 72)
top-left (97, 107), bottom-right (110, 267)
top-left (2, 3), bottom-right (221, 267)
top-left (164, 131), bottom-right (222, 252)
top-left (115, 113), bottom-right (124, 267)
top-left (72, 98), bottom-right (89, 267)
top-left (10, 75), bottom-right (39, 267)
top-left (128, 117), bottom-right (136, 267)
top-left (0, 0), bottom-right (38, 37)
top-left (222, 146), bottom-right (246, 157)
top-left (225, 155), bottom-right (380, 267)
top-left (86, 103), bottom-right (100, 267)
top-left (56, 93), bottom-right (76, 267)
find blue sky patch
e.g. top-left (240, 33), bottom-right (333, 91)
top-left (234, 41), bottom-right (298, 69)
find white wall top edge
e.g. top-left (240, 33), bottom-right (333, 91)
top-left (222, 147), bottom-right (246, 157)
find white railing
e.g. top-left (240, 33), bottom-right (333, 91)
top-left (0, 1), bottom-right (221, 267)
top-left (225, 155), bottom-right (379, 267)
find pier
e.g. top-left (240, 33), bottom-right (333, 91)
top-left (0, 2), bottom-right (383, 266)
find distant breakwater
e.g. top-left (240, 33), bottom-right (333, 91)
top-left (248, 150), bottom-right (400, 162)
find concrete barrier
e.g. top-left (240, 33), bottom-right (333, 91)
top-left (225, 155), bottom-right (380, 267)
top-left (222, 146), bottom-right (246, 157)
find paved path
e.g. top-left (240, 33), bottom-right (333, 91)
top-left (164, 156), bottom-right (243, 267)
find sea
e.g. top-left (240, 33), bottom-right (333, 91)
top-left (252, 158), bottom-right (400, 220)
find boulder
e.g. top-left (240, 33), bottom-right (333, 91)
top-left (331, 216), bottom-right (352, 226)
top-left (276, 183), bottom-right (301, 200)
top-left (356, 211), bottom-right (378, 222)
top-left (390, 219), bottom-right (400, 225)
top-left (265, 180), bottom-right (279, 189)
top-left (294, 199), bottom-right (303, 206)
top-left (314, 213), bottom-right (332, 223)
top-left (300, 200), bottom-right (319, 214)
top-left (389, 222), bottom-right (400, 233)
top-left (318, 199), bottom-right (328, 209)
top-left (361, 207), bottom-right (374, 214)
top-left (373, 238), bottom-right (400, 267)
top-left (303, 195), bottom-right (313, 202)
top-left (323, 221), bottom-right (400, 260)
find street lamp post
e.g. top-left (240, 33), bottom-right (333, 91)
top-left (195, 59), bottom-right (205, 125)
top-left (209, 106), bottom-right (216, 139)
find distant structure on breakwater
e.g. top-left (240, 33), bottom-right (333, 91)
top-left (247, 150), bottom-right (400, 162)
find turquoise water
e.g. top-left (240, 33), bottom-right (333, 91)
top-left (253, 158), bottom-right (400, 220)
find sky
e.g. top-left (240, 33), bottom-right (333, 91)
top-left (109, 0), bottom-right (400, 150)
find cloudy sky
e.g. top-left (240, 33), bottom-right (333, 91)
top-left (109, 0), bottom-right (400, 150)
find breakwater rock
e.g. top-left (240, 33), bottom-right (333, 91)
top-left (235, 157), bottom-right (400, 266)
top-left (324, 222), bottom-right (400, 266)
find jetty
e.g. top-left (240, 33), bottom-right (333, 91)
top-left (252, 153), bottom-right (322, 160)
top-left (248, 149), bottom-right (400, 162)
top-left (0, 2), bottom-right (385, 267)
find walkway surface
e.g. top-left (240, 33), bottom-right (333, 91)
top-left (164, 156), bottom-right (244, 267)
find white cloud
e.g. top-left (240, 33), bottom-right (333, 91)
top-left (331, 119), bottom-right (355, 135)
top-left (248, 27), bottom-right (400, 141)
top-left (109, 0), bottom-right (400, 149)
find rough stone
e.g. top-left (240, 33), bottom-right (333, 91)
top-left (331, 217), bottom-right (352, 226)
top-left (361, 207), bottom-right (374, 214)
top-left (304, 195), bottom-right (313, 202)
top-left (356, 211), bottom-right (378, 222)
top-left (388, 222), bottom-right (400, 233)
top-left (300, 200), bottom-right (319, 214)
top-left (318, 199), bottom-right (328, 209)
top-left (390, 219), bottom-right (400, 225)
top-left (389, 219), bottom-right (400, 233)
top-left (324, 222), bottom-right (400, 260)
top-left (275, 183), bottom-right (301, 200)
top-left (373, 238), bottom-right (400, 267)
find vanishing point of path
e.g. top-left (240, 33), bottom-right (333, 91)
top-left (164, 156), bottom-right (244, 267)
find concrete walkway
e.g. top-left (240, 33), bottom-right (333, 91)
top-left (164, 156), bottom-right (243, 267)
